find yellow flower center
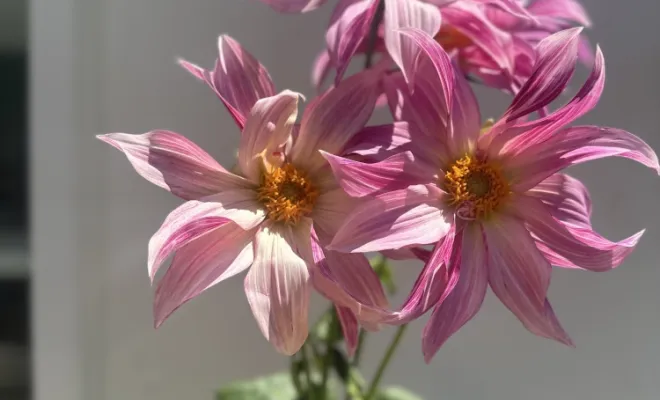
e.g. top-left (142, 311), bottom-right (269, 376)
top-left (443, 155), bottom-right (510, 220)
top-left (257, 163), bottom-right (319, 225)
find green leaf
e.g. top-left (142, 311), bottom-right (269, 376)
top-left (375, 386), bottom-right (424, 400)
top-left (216, 373), bottom-right (297, 400)
top-left (330, 347), bottom-right (349, 381)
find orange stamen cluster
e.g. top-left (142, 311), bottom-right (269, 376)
top-left (443, 155), bottom-right (510, 220)
top-left (257, 163), bottom-right (319, 225)
top-left (434, 26), bottom-right (473, 52)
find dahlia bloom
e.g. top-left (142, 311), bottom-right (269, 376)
top-left (309, 0), bottom-right (590, 96)
top-left (325, 28), bottom-right (658, 361)
top-left (97, 35), bottom-right (412, 355)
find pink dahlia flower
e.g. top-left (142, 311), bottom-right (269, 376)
top-left (324, 28), bottom-right (658, 361)
top-left (97, 35), bottom-right (413, 355)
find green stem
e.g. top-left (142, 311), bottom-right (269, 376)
top-left (320, 310), bottom-right (338, 399)
top-left (352, 330), bottom-right (367, 367)
top-left (300, 343), bottom-right (316, 400)
top-left (364, 325), bottom-right (409, 400)
top-left (364, 0), bottom-right (385, 69)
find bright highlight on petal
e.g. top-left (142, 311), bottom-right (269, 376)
top-left (257, 163), bottom-right (320, 225)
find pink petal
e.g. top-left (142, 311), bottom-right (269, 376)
top-left (448, 64), bottom-right (481, 156)
top-left (312, 187), bottom-right (357, 244)
top-left (292, 70), bottom-right (380, 172)
top-left (342, 122), bottom-right (413, 161)
top-left (381, 247), bottom-right (432, 262)
top-left (509, 125), bottom-right (660, 191)
top-left (148, 190), bottom-right (265, 280)
top-left (322, 150), bottom-right (433, 198)
top-left (495, 45), bottom-right (605, 158)
top-left (311, 49), bottom-right (333, 92)
top-left (239, 90), bottom-right (301, 181)
top-left (336, 306), bottom-right (360, 357)
top-left (514, 195), bottom-right (644, 272)
top-left (97, 131), bottom-right (253, 200)
top-left (179, 36), bottom-right (276, 130)
top-left (503, 27), bottom-right (582, 122)
top-left (422, 224), bottom-right (488, 362)
top-left (384, 0), bottom-right (442, 84)
top-left (484, 216), bottom-right (573, 345)
top-left (330, 184), bottom-right (451, 253)
top-left (386, 222), bottom-right (461, 326)
top-left (259, 0), bottom-right (329, 13)
top-left (527, 173), bottom-right (592, 227)
top-left (153, 223), bottom-right (254, 328)
top-left (244, 223), bottom-right (312, 355)
top-left (326, 0), bottom-right (380, 84)
top-left (397, 27), bottom-right (454, 111)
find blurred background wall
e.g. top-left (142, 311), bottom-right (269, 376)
top-left (30, 0), bottom-right (660, 400)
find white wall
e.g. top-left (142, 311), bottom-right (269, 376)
top-left (31, 0), bottom-right (660, 399)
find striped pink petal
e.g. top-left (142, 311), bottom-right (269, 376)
top-left (384, 0), bottom-right (442, 84)
top-left (484, 216), bottom-right (573, 345)
top-left (321, 150), bottom-right (433, 197)
top-left (336, 306), bottom-right (360, 357)
top-left (527, 173), bottom-right (592, 227)
top-left (342, 122), bottom-right (413, 161)
top-left (515, 196), bottom-right (644, 272)
top-left (97, 131), bottom-right (253, 200)
top-left (422, 224), bottom-right (488, 362)
top-left (153, 222), bottom-right (255, 328)
top-left (244, 222), bottom-right (312, 355)
top-left (239, 90), bottom-right (301, 182)
top-left (179, 36), bottom-right (275, 130)
top-left (148, 190), bottom-right (265, 280)
top-left (292, 70), bottom-right (381, 173)
top-left (330, 184), bottom-right (451, 253)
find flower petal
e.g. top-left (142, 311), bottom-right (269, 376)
top-left (239, 90), bottom-right (301, 181)
top-left (384, 0), bottom-right (442, 84)
top-left (484, 216), bottom-right (573, 345)
top-left (153, 223), bottom-right (254, 328)
top-left (244, 223), bottom-right (311, 355)
top-left (330, 185), bottom-right (451, 253)
top-left (312, 187), bottom-right (356, 244)
top-left (422, 224), bottom-right (488, 362)
top-left (527, 173), bottom-right (592, 227)
top-left (312, 49), bottom-right (333, 92)
top-left (322, 150), bottom-right (433, 198)
top-left (342, 122), bottom-right (413, 161)
top-left (448, 64), bottom-right (481, 156)
top-left (514, 195), bottom-right (644, 272)
top-left (509, 125), bottom-right (660, 191)
top-left (97, 131), bottom-right (253, 199)
top-left (527, 0), bottom-right (592, 28)
top-left (335, 306), bottom-right (360, 357)
top-left (148, 191), bottom-right (265, 279)
top-left (292, 70), bottom-right (380, 172)
top-left (503, 27), bottom-right (582, 122)
top-left (179, 36), bottom-right (276, 130)
top-left (259, 0), bottom-right (329, 13)
top-left (326, 0), bottom-right (380, 84)
top-left (386, 222), bottom-right (461, 326)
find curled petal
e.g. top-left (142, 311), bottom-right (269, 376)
top-left (322, 150), bottom-right (433, 197)
top-left (509, 125), bottom-right (660, 191)
top-left (484, 216), bottom-right (572, 345)
top-left (245, 223), bottom-right (312, 355)
top-left (148, 190), bottom-right (265, 279)
top-left (312, 50), bottom-right (333, 92)
top-left (384, 0), bottom-right (442, 84)
top-left (239, 90), bottom-right (301, 181)
top-left (527, 173), bottom-right (592, 227)
top-left (293, 70), bottom-right (380, 172)
top-left (422, 224), bottom-right (488, 362)
top-left (153, 223), bottom-right (254, 328)
top-left (342, 122), bottom-right (413, 161)
top-left (258, 0), bottom-right (329, 13)
top-left (97, 131), bottom-right (253, 199)
top-left (330, 185), bottom-right (451, 253)
top-left (179, 36), bottom-right (275, 130)
top-left (336, 306), bottom-right (360, 357)
top-left (503, 27), bottom-right (582, 122)
top-left (514, 196), bottom-right (643, 272)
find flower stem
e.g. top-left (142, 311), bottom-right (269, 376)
top-left (320, 309), bottom-right (338, 399)
top-left (365, 324), bottom-right (408, 400)
top-left (364, 0), bottom-right (385, 69)
top-left (300, 343), bottom-right (316, 399)
top-left (352, 330), bottom-right (367, 367)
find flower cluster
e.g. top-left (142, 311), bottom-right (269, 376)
top-left (99, 0), bottom-right (658, 365)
